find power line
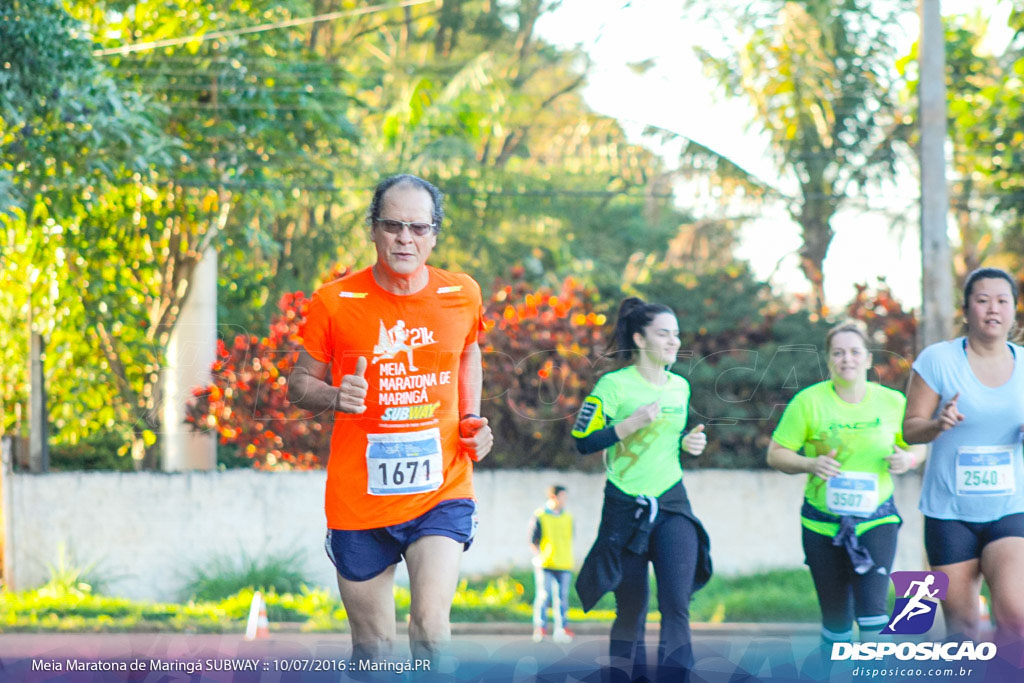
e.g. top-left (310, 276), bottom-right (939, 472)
top-left (159, 101), bottom-right (358, 113)
top-left (93, 0), bottom-right (436, 57)
top-left (132, 85), bottom-right (357, 98)
top-left (110, 57), bottom-right (464, 71)
top-left (161, 177), bottom-right (683, 199)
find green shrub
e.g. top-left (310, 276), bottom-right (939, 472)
top-left (38, 543), bottom-right (107, 597)
top-left (179, 550), bottom-right (311, 602)
top-left (48, 431), bottom-right (133, 471)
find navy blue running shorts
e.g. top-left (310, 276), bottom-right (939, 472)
top-left (325, 498), bottom-right (477, 582)
top-left (924, 513), bottom-right (1024, 566)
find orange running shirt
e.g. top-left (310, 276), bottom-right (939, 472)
top-left (299, 266), bottom-right (484, 530)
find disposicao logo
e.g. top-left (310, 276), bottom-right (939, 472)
top-left (831, 570), bottom-right (997, 663)
top-left (880, 571), bottom-right (948, 635)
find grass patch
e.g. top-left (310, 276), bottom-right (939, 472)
top-left (481, 567), bottom-right (821, 622)
top-left (1, 567), bottom-right (826, 632)
top-left (691, 569), bottom-right (819, 622)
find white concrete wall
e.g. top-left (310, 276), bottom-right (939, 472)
top-left (4, 468), bottom-right (925, 601)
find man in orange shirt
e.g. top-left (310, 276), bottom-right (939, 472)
top-left (287, 174), bottom-right (493, 665)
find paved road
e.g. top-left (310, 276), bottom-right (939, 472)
top-left (1, 627), bottom-right (1021, 682)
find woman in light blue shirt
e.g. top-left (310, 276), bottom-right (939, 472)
top-left (903, 267), bottom-right (1024, 641)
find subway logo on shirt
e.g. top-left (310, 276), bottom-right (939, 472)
top-left (381, 403), bottom-right (441, 421)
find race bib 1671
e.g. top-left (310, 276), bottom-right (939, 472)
top-left (365, 428), bottom-right (444, 496)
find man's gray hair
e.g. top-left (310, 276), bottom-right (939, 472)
top-left (366, 174), bottom-right (444, 233)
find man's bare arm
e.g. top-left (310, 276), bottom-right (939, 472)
top-left (457, 342), bottom-right (492, 460)
top-left (288, 350), bottom-right (368, 414)
top-left (458, 342), bottom-right (483, 417)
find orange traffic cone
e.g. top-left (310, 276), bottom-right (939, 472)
top-left (979, 595), bottom-right (991, 625)
top-left (245, 591), bottom-right (270, 640)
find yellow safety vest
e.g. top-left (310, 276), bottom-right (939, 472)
top-left (536, 509), bottom-right (574, 570)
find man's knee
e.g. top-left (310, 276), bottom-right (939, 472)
top-left (348, 613), bottom-right (397, 644)
top-left (409, 609), bottom-right (451, 658)
top-left (993, 608), bottom-right (1024, 639)
top-left (350, 630), bottom-right (396, 661)
top-left (410, 602), bottom-right (451, 635)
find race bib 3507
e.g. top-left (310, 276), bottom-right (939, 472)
top-left (826, 471), bottom-right (879, 517)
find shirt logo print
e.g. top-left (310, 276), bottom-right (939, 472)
top-left (372, 319), bottom-right (436, 372)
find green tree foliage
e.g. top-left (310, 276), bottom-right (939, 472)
top-left (68, 183), bottom-right (229, 468)
top-left (18, 0), bottom-right (688, 470)
top-left (6, 0), bottom-right (927, 471)
top-left (689, 0), bottom-right (911, 313)
top-left (71, 0), bottom-right (369, 332)
top-left (77, 0), bottom-right (684, 331)
top-left (898, 12), bottom-right (1011, 281)
top-left (72, 0), bottom-right (683, 335)
top-left (941, 13), bottom-right (1006, 277)
top-left (0, 0), bottom-right (173, 464)
top-left (925, 8), bottom-right (1024, 279)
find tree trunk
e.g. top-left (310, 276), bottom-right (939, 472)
top-left (433, 0), bottom-right (462, 57)
top-left (919, 0), bottom-right (954, 347)
top-left (795, 209), bottom-right (834, 316)
top-left (953, 177), bottom-right (980, 278)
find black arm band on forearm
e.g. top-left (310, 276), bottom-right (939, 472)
top-left (574, 426), bottom-right (620, 455)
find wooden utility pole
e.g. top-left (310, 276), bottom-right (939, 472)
top-left (919, 0), bottom-right (954, 347)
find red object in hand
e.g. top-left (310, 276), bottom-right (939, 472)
top-left (460, 416), bottom-right (485, 438)
top-left (459, 415), bottom-right (489, 462)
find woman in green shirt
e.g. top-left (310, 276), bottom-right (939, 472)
top-left (768, 319), bottom-right (923, 643)
top-left (574, 296), bottom-right (712, 681)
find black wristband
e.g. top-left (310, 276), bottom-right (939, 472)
top-left (460, 413), bottom-right (480, 421)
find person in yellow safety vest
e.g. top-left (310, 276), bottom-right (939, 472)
top-left (529, 485), bottom-right (575, 643)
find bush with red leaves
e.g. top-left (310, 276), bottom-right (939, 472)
top-left (478, 268), bottom-right (610, 470)
top-left (186, 290), bottom-right (329, 469)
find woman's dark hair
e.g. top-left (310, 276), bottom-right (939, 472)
top-left (366, 173), bottom-right (445, 233)
top-left (962, 267), bottom-right (1018, 309)
top-left (608, 296), bottom-right (674, 362)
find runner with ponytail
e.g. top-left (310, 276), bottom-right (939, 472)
top-left (573, 297), bottom-right (712, 682)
